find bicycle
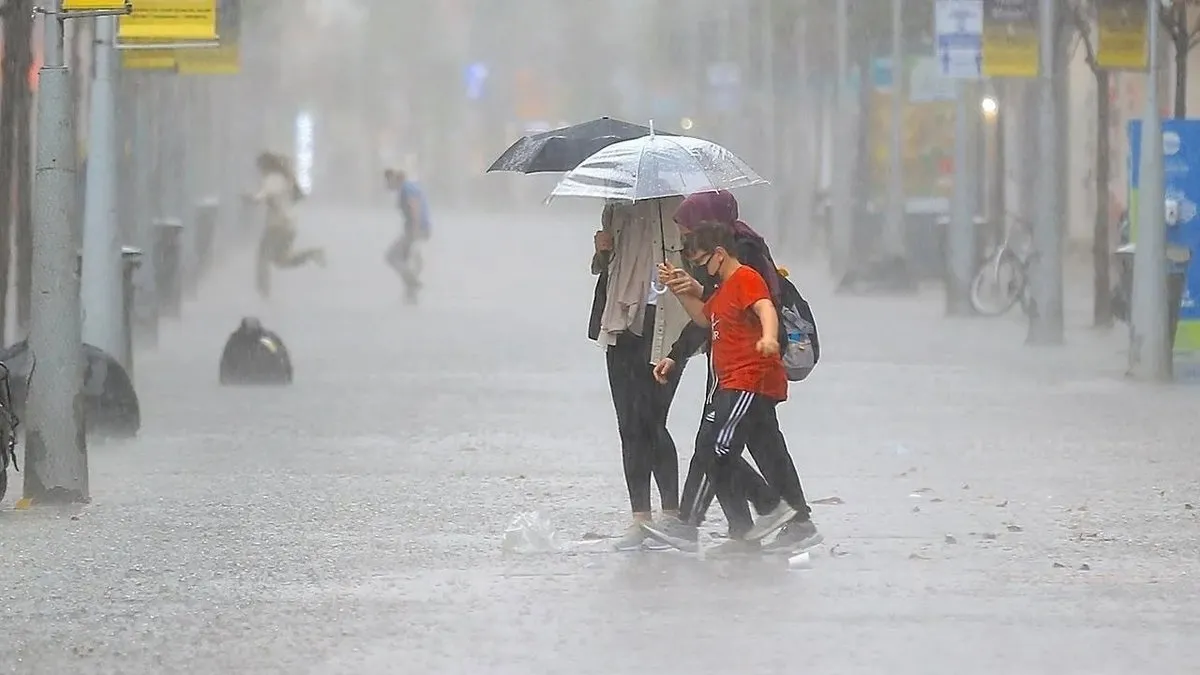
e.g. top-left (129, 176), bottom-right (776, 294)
top-left (970, 214), bottom-right (1036, 317)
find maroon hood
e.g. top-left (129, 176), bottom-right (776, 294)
top-left (673, 190), bottom-right (765, 244)
top-left (672, 190), bottom-right (780, 300)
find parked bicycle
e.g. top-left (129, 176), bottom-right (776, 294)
top-left (970, 214), bottom-right (1036, 317)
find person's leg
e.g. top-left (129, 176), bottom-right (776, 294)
top-left (745, 403), bottom-right (810, 517)
top-left (638, 307), bottom-right (681, 514)
top-left (605, 337), bottom-right (654, 550)
top-left (384, 236), bottom-right (407, 277)
top-left (703, 389), bottom-right (760, 537)
top-left (747, 403), bottom-right (824, 551)
top-left (676, 361), bottom-right (715, 523)
top-left (731, 457), bottom-right (779, 516)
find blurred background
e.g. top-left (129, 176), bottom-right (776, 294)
top-left (0, 0), bottom-right (1194, 341)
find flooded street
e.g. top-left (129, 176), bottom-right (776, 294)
top-left (2, 205), bottom-right (1198, 674)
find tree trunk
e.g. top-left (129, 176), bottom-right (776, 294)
top-left (1094, 70), bottom-right (1113, 327)
top-left (0, 10), bottom-right (22, 343)
top-left (13, 0), bottom-right (31, 335)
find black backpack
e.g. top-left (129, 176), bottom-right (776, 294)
top-left (776, 274), bottom-right (820, 381)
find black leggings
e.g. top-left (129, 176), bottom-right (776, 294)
top-left (605, 306), bottom-right (683, 514)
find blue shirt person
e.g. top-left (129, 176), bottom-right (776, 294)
top-left (386, 169), bottom-right (431, 240)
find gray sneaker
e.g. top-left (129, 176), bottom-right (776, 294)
top-left (640, 515), bottom-right (699, 553)
top-left (763, 519), bottom-right (824, 553)
top-left (743, 502), bottom-right (798, 542)
top-left (707, 538), bottom-right (762, 557)
top-left (641, 537), bottom-right (673, 551)
top-left (613, 523), bottom-right (649, 552)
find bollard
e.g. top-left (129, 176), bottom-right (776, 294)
top-left (189, 197), bottom-right (219, 293)
top-left (120, 246), bottom-right (142, 381)
top-left (153, 218), bottom-right (185, 320)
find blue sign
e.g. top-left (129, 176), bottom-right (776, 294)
top-left (935, 0), bottom-right (983, 80)
top-left (1129, 119), bottom-right (1200, 350)
top-left (464, 62), bottom-right (489, 101)
top-left (872, 58), bottom-right (895, 90)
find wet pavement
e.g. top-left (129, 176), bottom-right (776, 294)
top-left (2, 204), bottom-right (1199, 674)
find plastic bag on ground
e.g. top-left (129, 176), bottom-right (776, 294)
top-left (501, 510), bottom-right (565, 554)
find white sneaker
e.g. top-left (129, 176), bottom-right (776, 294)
top-left (612, 523), bottom-right (649, 551)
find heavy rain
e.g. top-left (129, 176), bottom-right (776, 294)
top-left (0, 0), bottom-right (1198, 673)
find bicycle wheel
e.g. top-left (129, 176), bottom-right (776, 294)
top-left (970, 249), bottom-right (1026, 316)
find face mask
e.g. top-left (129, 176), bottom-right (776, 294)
top-left (689, 253), bottom-right (719, 288)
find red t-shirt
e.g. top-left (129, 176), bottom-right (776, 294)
top-left (703, 265), bottom-right (788, 401)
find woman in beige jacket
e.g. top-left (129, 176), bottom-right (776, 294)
top-left (589, 196), bottom-right (691, 550)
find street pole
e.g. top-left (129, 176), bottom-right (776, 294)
top-left (832, 0), bottom-right (852, 278)
top-left (81, 16), bottom-right (121, 368)
top-left (947, 81), bottom-right (977, 315)
top-left (884, 0), bottom-right (908, 267)
top-left (761, 0), bottom-right (780, 247)
top-left (24, 0), bottom-right (87, 504)
top-left (1027, 0), bottom-right (1064, 345)
top-left (1129, 0), bottom-right (1169, 378)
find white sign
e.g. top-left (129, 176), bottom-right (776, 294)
top-left (935, 0), bottom-right (983, 80)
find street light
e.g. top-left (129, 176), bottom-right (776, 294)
top-left (980, 96), bottom-right (998, 118)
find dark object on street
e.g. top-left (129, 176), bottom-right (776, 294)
top-left (486, 117), bottom-right (675, 174)
top-left (219, 317), bottom-right (293, 386)
top-left (0, 340), bottom-right (140, 439)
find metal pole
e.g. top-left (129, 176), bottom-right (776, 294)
top-left (24, 0), bottom-right (88, 504)
top-left (81, 16), bottom-right (122, 368)
top-left (761, 0), bottom-right (779, 245)
top-left (947, 81), bottom-right (976, 314)
top-left (884, 0), bottom-right (907, 262)
top-left (1027, 0), bottom-right (1064, 345)
top-left (1129, 0), bottom-right (1169, 378)
top-left (832, 0), bottom-right (852, 277)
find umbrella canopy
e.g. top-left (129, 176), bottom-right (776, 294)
top-left (0, 341), bottom-right (141, 439)
top-left (486, 117), bottom-right (677, 174)
top-left (547, 134), bottom-right (768, 203)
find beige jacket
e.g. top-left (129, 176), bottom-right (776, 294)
top-left (593, 197), bottom-right (688, 365)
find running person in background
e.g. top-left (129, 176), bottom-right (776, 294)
top-left (383, 168), bottom-right (432, 304)
top-left (243, 151), bottom-right (326, 299)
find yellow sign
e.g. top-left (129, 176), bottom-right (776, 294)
top-left (119, 49), bottom-right (176, 71)
top-left (982, 0), bottom-right (1039, 78)
top-left (1097, 0), bottom-right (1147, 70)
top-left (119, 0), bottom-right (217, 42)
top-left (176, 44), bottom-right (238, 74)
top-left (63, 0), bottom-right (128, 9)
top-left (175, 0), bottom-right (240, 74)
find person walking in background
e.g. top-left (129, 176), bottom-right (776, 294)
top-left (244, 151), bottom-right (326, 299)
top-left (589, 196), bottom-right (691, 551)
top-left (384, 168), bottom-right (433, 304)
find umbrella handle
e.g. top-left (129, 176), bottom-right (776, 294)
top-left (650, 279), bottom-right (669, 295)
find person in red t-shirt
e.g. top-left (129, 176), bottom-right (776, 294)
top-left (652, 221), bottom-right (819, 550)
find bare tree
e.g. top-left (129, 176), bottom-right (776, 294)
top-left (1066, 0), bottom-right (1115, 327)
top-left (1162, 0), bottom-right (1200, 118)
